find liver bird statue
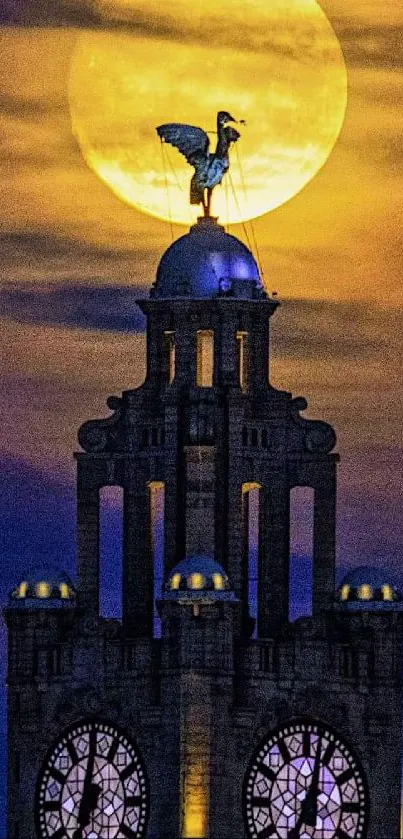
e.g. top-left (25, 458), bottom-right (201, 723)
top-left (156, 111), bottom-right (241, 217)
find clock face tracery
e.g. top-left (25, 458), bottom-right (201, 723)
top-left (35, 720), bottom-right (149, 839)
top-left (243, 719), bottom-right (369, 839)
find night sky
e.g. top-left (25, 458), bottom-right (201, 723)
top-left (1, 0), bottom-right (403, 834)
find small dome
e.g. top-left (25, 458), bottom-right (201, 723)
top-left (162, 555), bottom-right (236, 601)
top-left (9, 567), bottom-right (76, 609)
top-left (336, 565), bottom-right (403, 611)
top-left (153, 217), bottom-right (264, 300)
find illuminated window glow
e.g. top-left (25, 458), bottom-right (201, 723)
top-left (382, 583), bottom-right (394, 601)
top-left (36, 582), bottom-right (51, 598)
top-left (196, 330), bottom-right (214, 387)
top-left (189, 573), bottom-right (205, 590)
top-left (212, 573), bottom-right (224, 591)
top-left (59, 583), bottom-right (70, 599)
top-left (164, 331), bottom-right (176, 384)
top-left (237, 331), bottom-right (248, 390)
top-left (170, 573), bottom-right (181, 590)
top-left (340, 584), bottom-right (350, 601)
top-left (17, 581), bottom-right (28, 598)
top-left (358, 584), bottom-right (373, 600)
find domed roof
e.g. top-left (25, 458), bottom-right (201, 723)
top-left (336, 565), bottom-right (403, 611)
top-left (162, 555), bottom-right (237, 601)
top-left (9, 566), bottom-right (76, 609)
top-left (152, 217), bottom-right (264, 300)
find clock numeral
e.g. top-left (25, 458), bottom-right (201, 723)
top-left (43, 801), bottom-right (59, 812)
top-left (126, 794), bottom-right (142, 806)
top-left (337, 767), bottom-right (355, 785)
top-left (322, 740), bottom-right (336, 766)
top-left (258, 825), bottom-right (276, 838)
top-left (66, 739), bottom-right (78, 766)
top-left (278, 739), bottom-right (291, 764)
top-left (342, 801), bottom-right (360, 813)
top-left (257, 762), bottom-right (276, 782)
top-left (121, 826), bottom-right (138, 839)
top-left (89, 724), bottom-right (97, 754)
top-left (251, 795), bottom-right (270, 808)
top-left (302, 730), bottom-right (311, 757)
top-left (107, 736), bottom-right (119, 763)
top-left (120, 761), bottom-right (137, 781)
top-left (49, 768), bottom-right (67, 785)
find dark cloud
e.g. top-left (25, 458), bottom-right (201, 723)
top-left (0, 280), bottom-right (147, 332)
top-left (0, 0), bottom-right (344, 63)
top-left (332, 20), bottom-right (403, 72)
top-left (0, 276), bottom-right (400, 364)
top-left (272, 298), bottom-right (400, 362)
top-left (0, 93), bottom-right (62, 121)
top-left (0, 231), bottom-right (160, 272)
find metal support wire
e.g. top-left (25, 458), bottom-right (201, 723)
top-left (234, 146), bottom-right (265, 281)
top-left (160, 138), bottom-right (174, 242)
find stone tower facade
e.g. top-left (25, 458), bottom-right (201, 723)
top-left (5, 216), bottom-right (403, 839)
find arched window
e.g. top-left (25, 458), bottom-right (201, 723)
top-left (99, 486), bottom-right (123, 619)
top-left (196, 330), bottom-right (214, 387)
top-left (289, 486), bottom-right (314, 621)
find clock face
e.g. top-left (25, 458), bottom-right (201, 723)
top-left (35, 720), bottom-right (149, 839)
top-left (243, 718), bottom-right (369, 839)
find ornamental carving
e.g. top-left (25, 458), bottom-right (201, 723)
top-left (290, 396), bottom-right (336, 454)
top-left (78, 395), bottom-right (123, 453)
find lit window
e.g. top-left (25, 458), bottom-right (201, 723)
top-left (36, 582), bottom-right (51, 598)
top-left (340, 584), bottom-right (350, 601)
top-left (170, 573), bottom-right (181, 590)
top-left (189, 573), bottom-right (205, 590)
top-left (17, 581), bottom-right (28, 599)
top-left (212, 573), bottom-right (224, 591)
top-left (196, 330), bottom-right (214, 387)
top-left (164, 331), bottom-right (176, 384)
top-left (236, 331), bottom-right (248, 390)
top-left (382, 584), bottom-right (394, 601)
top-left (59, 583), bottom-right (70, 599)
top-left (358, 583), bottom-right (373, 601)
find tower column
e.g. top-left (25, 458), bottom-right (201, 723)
top-left (250, 311), bottom-right (270, 390)
top-left (77, 478), bottom-right (100, 618)
top-left (312, 467), bottom-right (336, 615)
top-left (258, 480), bottom-right (290, 636)
top-left (123, 480), bottom-right (153, 636)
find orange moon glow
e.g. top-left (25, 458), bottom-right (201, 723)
top-left (69, 0), bottom-right (347, 225)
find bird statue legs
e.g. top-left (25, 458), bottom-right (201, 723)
top-left (204, 187), bottom-right (213, 217)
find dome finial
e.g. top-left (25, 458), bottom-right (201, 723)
top-left (156, 110), bottom-right (243, 219)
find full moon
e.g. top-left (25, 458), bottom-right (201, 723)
top-left (69, 0), bottom-right (347, 225)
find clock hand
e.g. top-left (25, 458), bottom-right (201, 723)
top-left (287, 735), bottom-right (322, 839)
top-left (303, 734), bottom-right (322, 827)
top-left (72, 726), bottom-right (99, 839)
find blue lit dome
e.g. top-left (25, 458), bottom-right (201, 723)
top-left (152, 217), bottom-right (264, 300)
top-left (336, 565), bottom-right (403, 611)
top-left (9, 567), bottom-right (76, 609)
top-left (162, 555), bottom-right (237, 601)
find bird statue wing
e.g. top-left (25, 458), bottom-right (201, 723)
top-left (156, 123), bottom-right (210, 166)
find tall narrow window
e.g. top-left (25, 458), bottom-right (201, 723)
top-left (164, 331), bottom-right (175, 384)
top-left (149, 481), bottom-right (165, 637)
top-left (196, 330), bottom-right (214, 387)
top-left (237, 331), bottom-right (248, 389)
top-left (242, 482), bottom-right (261, 638)
top-left (100, 486), bottom-right (123, 619)
top-left (289, 486), bottom-right (314, 621)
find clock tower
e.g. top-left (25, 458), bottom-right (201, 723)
top-left (5, 215), bottom-right (403, 838)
